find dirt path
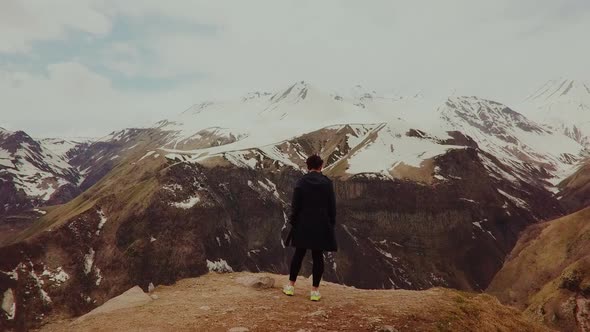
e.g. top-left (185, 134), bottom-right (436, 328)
top-left (40, 272), bottom-right (549, 332)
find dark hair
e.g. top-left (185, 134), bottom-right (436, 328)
top-left (306, 154), bottom-right (324, 170)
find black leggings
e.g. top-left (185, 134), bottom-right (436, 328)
top-left (289, 248), bottom-right (324, 287)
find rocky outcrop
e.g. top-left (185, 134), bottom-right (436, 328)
top-left (75, 286), bottom-right (152, 322)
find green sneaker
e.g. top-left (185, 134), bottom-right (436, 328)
top-left (310, 290), bottom-right (321, 301)
top-left (283, 285), bottom-right (295, 296)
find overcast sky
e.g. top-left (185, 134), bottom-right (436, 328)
top-left (1, 0), bottom-right (589, 137)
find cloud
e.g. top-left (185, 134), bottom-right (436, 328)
top-left (101, 42), bottom-right (142, 77)
top-left (0, 0), bottom-right (111, 53)
top-left (108, 0), bottom-right (590, 97)
top-left (0, 62), bottom-right (201, 137)
top-left (1, 0), bottom-right (590, 137)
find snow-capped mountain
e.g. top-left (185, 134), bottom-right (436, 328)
top-left (522, 79), bottom-right (590, 148)
top-left (156, 81), bottom-right (382, 152)
top-left (156, 82), bottom-right (585, 189)
top-left (156, 82), bottom-right (466, 183)
top-left (0, 128), bottom-right (81, 214)
top-left (437, 96), bottom-right (582, 187)
top-left (2, 81), bottom-right (585, 224)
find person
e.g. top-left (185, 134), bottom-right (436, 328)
top-left (283, 154), bottom-right (337, 301)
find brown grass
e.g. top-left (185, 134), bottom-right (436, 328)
top-left (9, 153), bottom-right (166, 244)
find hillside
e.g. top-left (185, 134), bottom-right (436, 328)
top-left (558, 160), bottom-right (590, 213)
top-left (487, 207), bottom-right (590, 331)
top-left (40, 272), bottom-right (549, 332)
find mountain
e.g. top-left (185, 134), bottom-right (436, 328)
top-left (557, 160), bottom-right (590, 213)
top-left (522, 79), bottom-right (590, 149)
top-left (0, 128), bottom-right (162, 245)
top-left (0, 128), bottom-right (80, 204)
top-left (0, 131), bottom-right (102, 244)
top-left (159, 82), bottom-right (583, 186)
top-left (487, 207), bottom-right (590, 332)
top-left (39, 272), bottom-right (549, 332)
top-left (156, 81), bottom-right (383, 152)
top-left (437, 96), bottom-right (583, 188)
top-left (0, 81), bottom-right (587, 330)
top-left (0, 128), bottom-right (84, 240)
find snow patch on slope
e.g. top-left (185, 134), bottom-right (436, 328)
top-left (206, 259), bottom-right (233, 273)
top-left (346, 124), bottom-right (462, 176)
top-left (96, 209), bottom-right (107, 235)
top-left (41, 266), bottom-right (69, 286)
top-left (84, 249), bottom-right (95, 275)
top-left (497, 189), bottom-right (529, 209)
top-left (170, 195), bottom-right (200, 209)
top-left (1, 289), bottom-right (15, 320)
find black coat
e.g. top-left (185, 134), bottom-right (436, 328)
top-left (288, 171), bottom-right (337, 251)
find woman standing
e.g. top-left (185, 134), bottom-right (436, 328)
top-left (283, 154), bottom-right (337, 301)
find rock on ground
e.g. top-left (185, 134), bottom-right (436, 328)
top-left (235, 275), bottom-right (275, 289)
top-left (76, 286), bottom-right (152, 322)
top-left (228, 327), bottom-right (249, 332)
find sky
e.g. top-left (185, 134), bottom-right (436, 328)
top-left (1, 0), bottom-right (589, 137)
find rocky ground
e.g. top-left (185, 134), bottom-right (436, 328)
top-left (39, 272), bottom-right (549, 332)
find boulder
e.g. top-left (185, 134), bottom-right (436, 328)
top-left (235, 275), bottom-right (275, 289)
top-left (76, 286), bottom-right (152, 322)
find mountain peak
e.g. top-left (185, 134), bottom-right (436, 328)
top-left (269, 80), bottom-right (317, 104)
top-left (241, 91), bottom-right (272, 102)
top-left (350, 84), bottom-right (378, 99)
top-left (441, 95), bottom-right (547, 135)
top-left (525, 78), bottom-right (590, 103)
top-left (444, 95), bottom-right (505, 111)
